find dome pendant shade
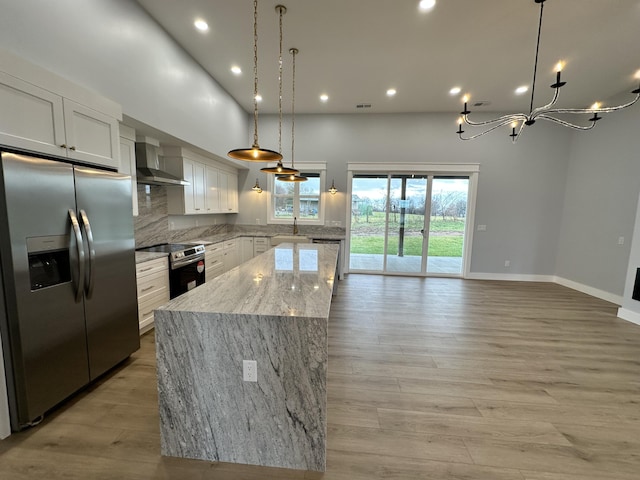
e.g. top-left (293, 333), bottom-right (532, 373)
top-left (261, 161), bottom-right (299, 174)
top-left (277, 173), bottom-right (307, 182)
top-left (228, 145), bottom-right (282, 162)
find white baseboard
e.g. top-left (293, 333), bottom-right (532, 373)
top-left (465, 273), bottom-right (555, 283)
top-left (553, 276), bottom-right (622, 305)
top-left (617, 308), bottom-right (640, 326)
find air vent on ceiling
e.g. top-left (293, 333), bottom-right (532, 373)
top-left (473, 101), bottom-right (491, 107)
top-left (356, 103), bottom-right (372, 109)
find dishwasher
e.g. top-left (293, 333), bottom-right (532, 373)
top-left (311, 239), bottom-right (341, 294)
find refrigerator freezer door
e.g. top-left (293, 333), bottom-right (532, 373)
top-left (74, 166), bottom-right (139, 380)
top-left (0, 152), bottom-right (90, 428)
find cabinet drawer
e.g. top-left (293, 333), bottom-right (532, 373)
top-left (136, 270), bottom-right (169, 302)
top-left (206, 243), bottom-right (223, 254)
top-left (138, 290), bottom-right (170, 326)
top-left (224, 240), bottom-right (237, 250)
top-left (136, 257), bottom-right (168, 278)
top-left (254, 237), bottom-right (269, 246)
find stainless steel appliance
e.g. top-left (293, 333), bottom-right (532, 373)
top-left (0, 151), bottom-right (139, 431)
top-left (136, 244), bottom-right (205, 299)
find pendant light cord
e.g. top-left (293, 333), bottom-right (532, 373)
top-left (290, 47), bottom-right (297, 169)
top-left (528, 1), bottom-right (544, 116)
top-left (252, 0), bottom-right (259, 147)
top-left (277, 6), bottom-right (284, 154)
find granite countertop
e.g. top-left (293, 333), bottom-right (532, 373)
top-left (135, 251), bottom-right (169, 264)
top-left (182, 231), bottom-right (345, 246)
top-left (159, 243), bottom-right (339, 318)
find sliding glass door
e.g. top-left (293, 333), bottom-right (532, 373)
top-left (349, 173), bottom-right (470, 276)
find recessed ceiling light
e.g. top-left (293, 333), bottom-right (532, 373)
top-left (515, 85), bottom-right (529, 95)
top-left (449, 87), bottom-right (462, 95)
top-left (194, 19), bottom-right (209, 32)
top-left (231, 66), bottom-right (242, 75)
top-left (386, 88), bottom-right (397, 97)
top-left (255, 94), bottom-right (262, 102)
top-left (320, 94), bottom-right (329, 103)
top-left (419, 0), bottom-right (436, 11)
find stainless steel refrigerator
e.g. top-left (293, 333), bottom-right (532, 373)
top-left (0, 151), bottom-right (139, 430)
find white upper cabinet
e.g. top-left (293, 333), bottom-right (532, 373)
top-left (0, 71), bottom-right (66, 156)
top-left (205, 165), bottom-right (220, 213)
top-left (165, 147), bottom-right (239, 215)
top-left (118, 125), bottom-right (139, 216)
top-left (62, 99), bottom-right (119, 169)
top-left (0, 51), bottom-right (122, 170)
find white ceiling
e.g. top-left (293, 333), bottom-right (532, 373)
top-left (135, 0), bottom-right (640, 115)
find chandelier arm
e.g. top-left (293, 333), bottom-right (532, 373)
top-left (512, 122), bottom-right (527, 143)
top-left (536, 114), bottom-right (597, 131)
top-left (531, 87), bottom-right (560, 117)
top-left (462, 113), bottom-right (528, 127)
top-left (458, 119), bottom-right (517, 141)
top-left (542, 94), bottom-right (640, 116)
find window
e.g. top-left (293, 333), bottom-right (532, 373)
top-left (267, 164), bottom-right (326, 225)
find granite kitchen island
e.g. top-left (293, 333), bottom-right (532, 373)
top-left (154, 243), bottom-right (339, 472)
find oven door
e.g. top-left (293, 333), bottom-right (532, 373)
top-left (169, 254), bottom-right (205, 299)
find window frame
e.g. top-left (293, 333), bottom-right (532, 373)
top-left (266, 163), bottom-right (326, 225)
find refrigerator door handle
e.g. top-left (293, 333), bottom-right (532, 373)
top-left (68, 209), bottom-right (85, 303)
top-left (79, 209), bottom-right (96, 299)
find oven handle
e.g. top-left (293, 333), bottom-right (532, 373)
top-left (171, 254), bottom-right (205, 270)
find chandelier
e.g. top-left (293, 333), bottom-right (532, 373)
top-left (456, 0), bottom-right (640, 142)
top-left (228, 0), bottom-right (282, 161)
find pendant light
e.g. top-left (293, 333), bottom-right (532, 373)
top-left (328, 179), bottom-right (338, 195)
top-left (261, 5), bottom-right (298, 175)
top-left (278, 47), bottom-right (307, 183)
top-left (252, 178), bottom-right (263, 193)
top-left (228, 0), bottom-right (282, 162)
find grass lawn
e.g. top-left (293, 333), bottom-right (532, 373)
top-left (350, 215), bottom-right (465, 257)
top-left (350, 235), bottom-right (463, 257)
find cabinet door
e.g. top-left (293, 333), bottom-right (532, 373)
top-left (119, 136), bottom-right (138, 216)
top-left (182, 159), bottom-right (196, 213)
top-left (227, 172), bottom-right (239, 213)
top-left (193, 161), bottom-right (206, 213)
top-left (62, 99), bottom-right (120, 169)
top-left (205, 166), bottom-right (220, 213)
top-left (0, 71), bottom-right (66, 156)
top-left (240, 237), bottom-right (254, 263)
top-left (218, 171), bottom-right (239, 213)
top-left (218, 171), bottom-right (229, 212)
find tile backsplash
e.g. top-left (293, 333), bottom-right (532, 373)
top-left (133, 184), bottom-right (345, 248)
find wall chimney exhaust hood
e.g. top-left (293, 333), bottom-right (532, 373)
top-left (135, 142), bottom-right (189, 186)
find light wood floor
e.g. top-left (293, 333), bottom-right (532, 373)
top-left (1, 275), bottom-right (640, 479)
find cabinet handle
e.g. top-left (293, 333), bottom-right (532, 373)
top-left (139, 266), bottom-right (153, 272)
top-left (195, 208), bottom-right (201, 211)
top-left (60, 144), bottom-right (67, 149)
top-left (141, 285), bottom-right (155, 292)
top-left (69, 146), bottom-right (76, 151)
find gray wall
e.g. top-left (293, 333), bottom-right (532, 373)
top-left (0, 0), bottom-right (248, 159)
top-left (556, 105), bottom-right (640, 297)
top-left (1, 0), bottom-right (639, 300)
top-left (237, 112), bottom-right (572, 276)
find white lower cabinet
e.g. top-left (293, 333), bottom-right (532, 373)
top-left (205, 242), bottom-right (224, 281)
top-left (253, 237), bottom-right (270, 256)
top-left (135, 257), bottom-right (170, 334)
top-left (240, 237), bottom-right (254, 264)
top-left (223, 239), bottom-right (239, 271)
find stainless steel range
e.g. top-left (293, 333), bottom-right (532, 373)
top-left (137, 243), bottom-right (206, 299)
